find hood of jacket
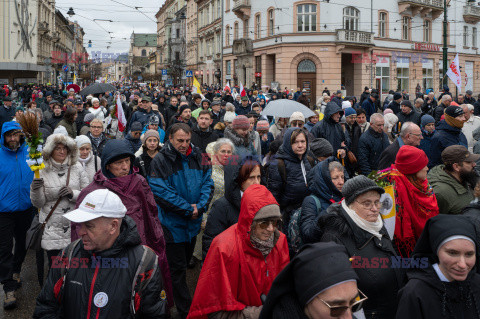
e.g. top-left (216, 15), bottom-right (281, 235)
top-left (86, 215), bottom-right (142, 257)
top-left (436, 120), bottom-right (462, 134)
top-left (42, 133), bottom-right (78, 166)
top-left (276, 127), bottom-right (309, 163)
top-left (1, 121), bottom-right (26, 152)
top-left (100, 139), bottom-right (135, 178)
top-left (324, 102), bottom-right (344, 123)
top-left (307, 157), bottom-right (343, 202)
top-left (236, 184), bottom-right (279, 244)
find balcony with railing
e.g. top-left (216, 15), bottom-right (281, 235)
top-left (232, 0), bottom-right (251, 20)
top-left (398, 0), bottom-right (444, 19)
top-left (464, 4), bottom-right (480, 24)
top-left (336, 30), bottom-right (374, 46)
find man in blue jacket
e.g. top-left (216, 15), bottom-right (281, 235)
top-left (149, 123), bottom-right (214, 319)
top-left (361, 93), bottom-right (378, 121)
top-left (0, 121), bottom-right (35, 309)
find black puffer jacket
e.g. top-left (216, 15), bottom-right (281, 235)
top-left (34, 216), bottom-right (167, 319)
top-left (357, 127), bottom-right (390, 175)
top-left (267, 128), bottom-right (313, 213)
top-left (164, 103), bottom-right (178, 128)
top-left (311, 102), bottom-right (347, 153)
top-left (319, 204), bottom-right (405, 319)
top-left (190, 124), bottom-right (219, 153)
top-left (202, 160), bottom-right (243, 260)
top-left (396, 110), bottom-right (421, 126)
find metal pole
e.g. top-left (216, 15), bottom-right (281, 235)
top-left (442, 0), bottom-right (448, 89)
top-left (370, 0), bottom-right (373, 88)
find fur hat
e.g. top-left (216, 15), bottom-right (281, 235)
top-left (42, 133), bottom-right (78, 166)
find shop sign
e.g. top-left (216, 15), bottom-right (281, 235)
top-left (255, 72), bottom-right (262, 77)
top-left (414, 43), bottom-right (440, 52)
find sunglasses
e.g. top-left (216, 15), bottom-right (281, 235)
top-left (320, 289), bottom-right (368, 317)
top-left (256, 218), bottom-right (282, 229)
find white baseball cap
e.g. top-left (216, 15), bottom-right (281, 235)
top-left (63, 189), bottom-right (127, 223)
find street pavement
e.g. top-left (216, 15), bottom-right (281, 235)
top-left (1, 250), bottom-right (202, 319)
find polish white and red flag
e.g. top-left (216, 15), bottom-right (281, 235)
top-left (116, 95), bottom-right (127, 132)
top-left (224, 81), bottom-right (231, 92)
top-left (446, 53), bottom-right (462, 92)
top-left (240, 82), bottom-right (246, 97)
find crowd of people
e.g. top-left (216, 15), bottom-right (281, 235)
top-left (1, 82), bottom-right (480, 319)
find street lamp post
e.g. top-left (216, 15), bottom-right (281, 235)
top-left (67, 7), bottom-right (75, 84)
top-left (442, 0), bottom-right (447, 89)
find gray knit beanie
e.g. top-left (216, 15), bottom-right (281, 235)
top-left (342, 175), bottom-right (385, 205)
top-left (310, 138), bottom-right (333, 158)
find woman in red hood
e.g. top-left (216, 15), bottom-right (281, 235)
top-left (188, 184), bottom-right (290, 319)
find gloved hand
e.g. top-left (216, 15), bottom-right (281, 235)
top-left (58, 186), bottom-right (73, 199)
top-left (31, 178), bottom-right (44, 190)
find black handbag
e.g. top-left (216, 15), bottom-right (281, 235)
top-left (26, 165), bottom-right (72, 250)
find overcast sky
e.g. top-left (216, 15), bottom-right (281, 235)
top-left (56, 0), bottom-right (164, 55)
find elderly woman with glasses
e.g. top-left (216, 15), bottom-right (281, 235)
top-left (188, 185), bottom-right (290, 319)
top-left (318, 175), bottom-right (406, 319)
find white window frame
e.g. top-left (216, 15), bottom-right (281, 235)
top-left (379, 12), bottom-right (386, 38)
top-left (402, 16), bottom-right (410, 41)
top-left (464, 26), bottom-right (469, 47)
top-left (473, 27), bottom-right (477, 48)
top-left (297, 4), bottom-right (317, 32)
top-left (424, 20), bottom-right (430, 43)
top-left (343, 7), bottom-right (359, 31)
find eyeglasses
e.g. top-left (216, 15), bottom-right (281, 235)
top-left (355, 200), bottom-right (381, 210)
top-left (257, 218), bottom-right (282, 229)
top-left (320, 289), bottom-right (368, 317)
top-left (409, 133), bottom-right (422, 137)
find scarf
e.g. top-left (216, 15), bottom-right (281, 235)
top-left (342, 200), bottom-right (383, 240)
top-left (250, 231), bottom-right (276, 257)
top-left (391, 167), bottom-right (439, 257)
top-left (78, 152), bottom-right (92, 168)
top-left (445, 113), bottom-right (464, 129)
top-left (49, 158), bottom-right (69, 173)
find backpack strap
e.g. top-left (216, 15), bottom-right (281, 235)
top-left (130, 246), bottom-right (158, 316)
top-left (306, 156), bottom-right (316, 168)
top-left (54, 239), bottom-right (82, 303)
top-left (310, 195), bottom-right (322, 213)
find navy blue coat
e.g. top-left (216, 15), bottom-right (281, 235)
top-left (299, 157), bottom-right (344, 244)
top-left (311, 102), bottom-right (347, 153)
top-left (357, 127), bottom-right (390, 175)
top-left (361, 98), bottom-right (376, 121)
top-left (419, 129), bottom-right (434, 160)
top-left (331, 96), bottom-right (343, 108)
top-left (0, 105), bottom-right (15, 132)
top-left (149, 142), bottom-right (214, 243)
top-left (428, 120), bottom-right (468, 168)
top-left (267, 128), bottom-right (313, 211)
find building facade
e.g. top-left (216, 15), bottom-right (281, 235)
top-left (53, 10), bottom-right (74, 84)
top-left (197, 0), bottom-right (223, 85)
top-left (223, 0), bottom-right (480, 106)
top-left (128, 33), bottom-right (157, 80)
top-left (0, 0), bottom-right (42, 85)
top-left (37, 0), bottom-right (56, 84)
top-left (185, 0), bottom-right (198, 85)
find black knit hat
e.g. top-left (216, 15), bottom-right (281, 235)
top-left (310, 138), bottom-right (333, 158)
top-left (401, 100), bottom-right (413, 109)
top-left (178, 104), bottom-right (191, 116)
top-left (342, 175), bottom-right (385, 205)
top-left (393, 92), bottom-right (403, 100)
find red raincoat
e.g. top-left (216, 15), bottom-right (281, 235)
top-left (187, 185), bottom-right (290, 319)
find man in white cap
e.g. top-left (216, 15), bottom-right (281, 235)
top-left (34, 189), bottom-right (167, 318)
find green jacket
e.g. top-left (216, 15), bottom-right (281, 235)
top-left (428, 165), bottom-right (474, 215)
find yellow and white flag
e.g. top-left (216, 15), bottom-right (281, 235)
top-left (192, 76), bottom-right (202, 95)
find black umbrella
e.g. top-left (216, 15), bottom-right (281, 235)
top-left (79, 83), bottom-right (116, 96)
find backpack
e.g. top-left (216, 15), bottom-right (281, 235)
top-left (54, 239), bottom-right (159, 317)
top-left (287, 195), bottom-right (321, 254)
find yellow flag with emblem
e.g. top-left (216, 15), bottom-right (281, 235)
top-left (380, 184), bottom-right (396, 240)
top-left (193, 76), bottom-right (202, 95)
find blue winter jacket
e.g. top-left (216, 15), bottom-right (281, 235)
top-left (300, 157), bottom-right (344, 243)
top-left (428, 120), bottom-right (468, 168)
top-left (361, 98), bottom-right (376, 121)
top-left (149, 142), bottom-right (214, 243)
top-left (141, 125), bottom-right (165, 143)
top-left (0, 122), bottom-right (34, 212)
top-left (419, 129), bottom-right (434, 161)
top-left (357, 127), bottom-right (390, 175)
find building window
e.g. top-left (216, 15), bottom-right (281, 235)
top-left (424, 20), bottom-right (431, 42)
top-left (226, 0), bottom-right (230, 12)
top-left (243, 19), bottom-right (249, 38)
top-left (225, 25), bottom-right (230, 46)
top-left (268, 9), bottom-right (275, 36)
top-left (402, 16), bottom-right (410, 41)
top-left (297, 59), bottom-right (316, 73)
top-left (376, 57), bottom-right (390, 94)
top-left (297, 4), bottom-right (317, 32)
top-left (199, 40), bottom-right (203, 57)
top-left (473, 27), bottom-right (477, 48)
top-left (217, 0), bottom-right (221, 19)
top-left (234, 22), bottom-right (239, 40)
top-left (379, 12), bottom-right (387, 38)
top-left (422, 59), bottom-right (433, 91)
top-left (226, 60), bottom-right (231, 76)
top-left (255, 14), bottom-right (261, 39)
top-left (343, 7), bottom-right (359, 31)
top-left (397, 58), bottom-right (410, 92)
top-left (464, 26), bottom-right (469, 47)
top-left (141, 49), bottom-right (146, 56)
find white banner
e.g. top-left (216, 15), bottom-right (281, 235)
top-left (446, 54), bottom-right (461, 92)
